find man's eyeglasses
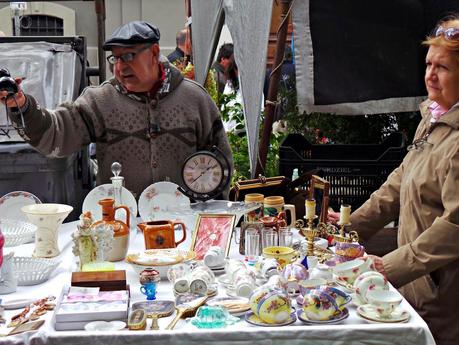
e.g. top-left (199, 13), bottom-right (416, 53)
top-left (434, 26), bottom-right (459, 41)
top-left (106, 45), bottom-right (151, 65)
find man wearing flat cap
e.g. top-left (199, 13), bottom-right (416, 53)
top-left (0, 21), bottom-right (233, 198)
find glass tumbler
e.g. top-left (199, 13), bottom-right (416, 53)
top-left (262, 228), bottom-right (278, 249)
top-left (279, 228), bottom-right (293, 247)
top-left (245, 229), bottom-right (260, 266)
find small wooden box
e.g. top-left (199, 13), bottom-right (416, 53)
top-left (71, 270), bottom-right (127, 291)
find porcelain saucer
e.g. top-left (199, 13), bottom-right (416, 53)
top-left (84, 320), bottom-right (126, 331)
top-left (297, 307), bottom-right (349, 325)
top-left (0, 191), bottom-right (41, 222)
top-left (138, 181), bottom-right (190, 221)
top-left (244, 311), bottom-right (296, 327)
top-left (82, 184), bottom-right (137, 220)
top-left (357, 304), bottom-right (410, 323)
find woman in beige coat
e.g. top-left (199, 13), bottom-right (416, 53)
top-left (350, 15), bottom-right (459, 345)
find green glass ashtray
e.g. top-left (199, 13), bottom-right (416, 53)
top-left (190, 306), bottom-right (239, 329)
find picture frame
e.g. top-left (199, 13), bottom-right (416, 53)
top-left (191, 213), bottom-right (236, 260)
top-left (309, 175), bottom-right (330, 223)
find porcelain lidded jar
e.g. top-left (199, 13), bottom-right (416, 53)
top-left (139, 268), bottom-right (161, 285)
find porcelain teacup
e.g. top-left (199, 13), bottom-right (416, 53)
top-left (332, 258), bottom-right (372, 285)
top-left (249, 286), bottom-right (292, 324)
top-left (298, 278), bottom-right (328, 296)
top-left (302, 289), bottom-right (341, 321)
top-left (353, 271), bottom-right (389, 304)
top-left (366, 290), bottom-right (403, 318)
top-left (262, 246), bottom-right (299, 268)
top-left (203, 246), bottom-right (225, 268)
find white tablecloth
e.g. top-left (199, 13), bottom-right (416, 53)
top-left (1, 221), bottom-right (436, 345)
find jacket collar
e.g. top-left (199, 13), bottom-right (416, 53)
top-left (109, 57), bottom-right (184, 102)
top-left (420, 99), bottom-right (459, 130)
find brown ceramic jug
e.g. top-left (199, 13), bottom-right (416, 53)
top-left (137, 220), bottom-right (186, 250)
top-left (91, 198), bottom-right (130, 261)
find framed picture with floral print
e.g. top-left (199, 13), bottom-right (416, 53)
top-left (191, 214), bottom-right (236, 260)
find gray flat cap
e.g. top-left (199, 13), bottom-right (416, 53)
top-left (103, 21), bottom-right (160, 50)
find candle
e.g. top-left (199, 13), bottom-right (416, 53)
top-left (339, 204), bottom-right (351, 224)
top-left (305, 199), bottom-right (316, 219)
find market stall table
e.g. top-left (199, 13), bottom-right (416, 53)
top-left (1, 220), bottom-right (436, 345)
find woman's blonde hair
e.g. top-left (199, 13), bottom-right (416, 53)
top-left (423, 14), bottom-right (459, 53)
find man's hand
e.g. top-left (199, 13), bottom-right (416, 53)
top-left (365, 254), bottom-right (388, 278)
top-left (0, 77), bottom-right (26, 108)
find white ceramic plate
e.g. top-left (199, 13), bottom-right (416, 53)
top-left (0, 298), bottom-right (34, 310)
top-left (0, 191), bottom-right (41, 222)
top-left (357, 304), bottom-right (410, 323)
top-left (82, 184), bottom-right (137, 220)
top-left (84, 320), bottom-right (126, 331)
top-left (138, 182), bottom-right (190, 221)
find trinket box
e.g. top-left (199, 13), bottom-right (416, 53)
top-left (71, 270), bottom-right (126, 291)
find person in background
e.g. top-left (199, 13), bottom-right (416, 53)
top-left (166, 28), bottom-right (190, 65)
top-left (341, 14), bottom-right (459, 345)
top-left (0, 21), bottom-right (233, 199)
top-left (212, 43), bottom-right (234, 97)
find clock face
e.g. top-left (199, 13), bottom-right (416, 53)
top-left (182, 153), bottom-right (224, 194)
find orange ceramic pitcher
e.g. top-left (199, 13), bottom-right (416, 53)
top-left (91, 198), bottom-right (130, 261)
top-left (137, 220), bottom-right (186, 250)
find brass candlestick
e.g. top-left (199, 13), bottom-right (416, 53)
top-left (328, 222), bottom-right (359, 243)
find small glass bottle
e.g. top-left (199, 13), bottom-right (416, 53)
top-left (110, 162), bottom-right (124, 207)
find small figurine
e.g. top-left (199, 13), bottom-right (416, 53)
top-left (72, 212), bottom-right (114, 270)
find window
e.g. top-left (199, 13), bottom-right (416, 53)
top-left (13, 15), bottom-right (64, 36)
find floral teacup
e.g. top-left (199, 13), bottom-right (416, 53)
top-left (302, 289), bottom-right (341, 321)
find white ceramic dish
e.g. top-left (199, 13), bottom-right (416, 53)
top-left (0, 191), bottom-right (41, 222)
top-left (126, 249), bottom-right (196, 279)
top-left (82, 184), bottom-right (138, 220)
top-left (13, 256), bottom-right (60, 286)
top-left (0, 218), bottom-right (36, 247)
top-left (357, 304), bottom-right (410, 323)
top-left (84, 320), bottom-right (126, 331)
top-left (138, 182), bottom-right (191, 221)
top-left (1, 298), bottom-right (33, 310)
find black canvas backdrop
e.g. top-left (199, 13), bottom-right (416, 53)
top-left (309, 0), bottom-right (459, 105)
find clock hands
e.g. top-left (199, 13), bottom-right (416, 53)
top-left (190, 165), bottom-right (217, 184)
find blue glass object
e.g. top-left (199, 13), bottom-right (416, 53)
top-left (140, 282), bottom-right (157, 301)
top-left (190, 306), bottom-right (239, 329)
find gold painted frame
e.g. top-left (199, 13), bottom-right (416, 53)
top-left (191, 213), bottom-right (236, 260)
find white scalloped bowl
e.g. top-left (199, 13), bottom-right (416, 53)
top-left (0, 218), bottom-right (36, 247)
top-left (12, 256), bottom-right (59, 286)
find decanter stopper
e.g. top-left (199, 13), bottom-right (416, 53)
top-left (111, 162), bottom-right (122, 177)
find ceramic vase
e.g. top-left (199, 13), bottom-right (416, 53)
top-left (21, 203), bottom-right (73, 258)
